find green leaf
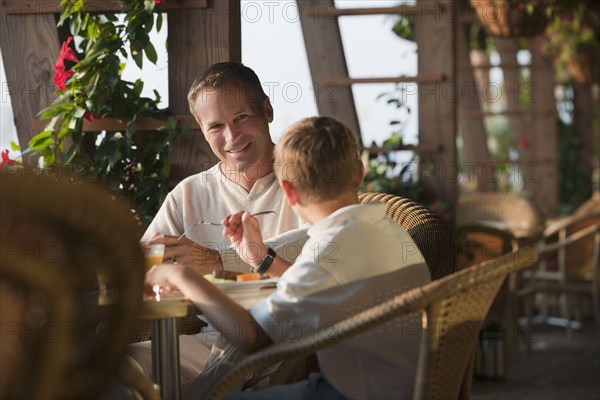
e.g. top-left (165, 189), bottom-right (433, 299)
top-left (71, 153), bottom-right (94, 168)
top-left (132, 48), bottom-right (143, 69)
top-left (29, 131), bottom-right (54, 151)
top-left (156, 13), bottom-right (163, 32)
top-left (10, 141), bottom-right (20, 151)
top-left (70, 12), bottom-right (82, 36)
top-left (144, 42), bottom-right (158, 64)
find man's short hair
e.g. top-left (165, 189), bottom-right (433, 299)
top-left (187, 62), bottom-right (268, 117)
top-left (274, 116), bottom-right (362, 202)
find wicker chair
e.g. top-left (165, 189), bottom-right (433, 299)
top-left (0, 170), bottom-right (158, 400)
top-left (204, 247), bottom-right (539, 400)
top-left (359, 192), bottom-right (457, 280)
top-left (522, 211), bottom-right (600, 335)
top-left (202, 192), bottom-right (459, 393)
top-left (456, 192), bottom-right (545, 245)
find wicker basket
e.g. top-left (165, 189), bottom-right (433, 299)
top-left (470, 0), bottom-right (549, 38)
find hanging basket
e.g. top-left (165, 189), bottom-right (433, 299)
top-left (566, 47), bottom-right (600, 84)
top-left (470, 0), bottom-right (549, 38)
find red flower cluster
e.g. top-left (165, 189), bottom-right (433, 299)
top-left (154, 0), bottom-right (163, 3)
top-left (1, 150), bottom-right (20, 170)
top-left (54, 36), bottom-right (78, 91)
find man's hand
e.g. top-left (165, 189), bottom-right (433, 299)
top-left (222, 211), bottom-right (266, 269)
top-left (147, 233), bottom-right (223, 275)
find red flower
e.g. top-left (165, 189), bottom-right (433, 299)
top-left (1, 150), bottom-right (20, 170)
top-left (518, 136), bottom-right (530, 150)
top-left (154, 0), bottom-right (163, 3)
top-left (54, 36), bottom-right (78, 91)
top-left (83, 110), bottom-right (99, 122)
top-left (54, 68), bottom-right (74, 91)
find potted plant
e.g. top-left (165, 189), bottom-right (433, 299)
top-left (26, 0), bottom-right (188, 226)
top-left (469, 0), bottom-right (552, 38)
top-left (542, 1), bottom-right (600, 84)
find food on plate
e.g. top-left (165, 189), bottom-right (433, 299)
top-left (212, 269), bottom-right (242, 281)
top-left (236, 272), bottom-right (262, 282)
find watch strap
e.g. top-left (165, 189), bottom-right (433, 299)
top-left (256, 247), bottom-right (276, 275)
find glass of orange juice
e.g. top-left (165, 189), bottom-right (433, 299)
top-left (143, 243), bottom-right (165, 272)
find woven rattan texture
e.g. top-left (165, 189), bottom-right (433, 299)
top-left (359, 192), bottom-right (457, 280)
top-left (204, 247), bottom-right (538, 399)
top-left (1, 170), bottom-right (145, 398)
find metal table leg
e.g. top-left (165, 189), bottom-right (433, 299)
top-left (152, 318), bottom-right (181, 400)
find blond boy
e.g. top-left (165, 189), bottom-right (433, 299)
top-left (146, 116), bottom-right (430, 399)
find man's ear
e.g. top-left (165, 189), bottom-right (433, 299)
top-left (280, 180), bottom-right (299, 206)
top-left (263, 98), bottom-right (274, 123)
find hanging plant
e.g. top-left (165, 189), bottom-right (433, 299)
top-left (542, 1), bottom-right (600, 84)
top-left (25, 0), bottom-right (190, 226)
top-left (470, 0), bottom-right (552, 38)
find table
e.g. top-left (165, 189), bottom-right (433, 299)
top-left (140, 285), bottom-right (276, 400)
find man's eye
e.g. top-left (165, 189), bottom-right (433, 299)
top-left (236, 114), bottom-right (249, 122)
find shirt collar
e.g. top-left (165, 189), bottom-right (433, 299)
top-left (307, 203), bottom-right (387, 237)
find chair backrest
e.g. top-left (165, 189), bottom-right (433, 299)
top-left (204, 247), bottom-right (539, 400)
top-left (456, 192), bottom-right (545, 243)
top-left (359, 192), bottom-right (457, 280)
top-left (0, 170), bottom-right (145, 398)
top-left (457, 224), bottom-right (519, 269)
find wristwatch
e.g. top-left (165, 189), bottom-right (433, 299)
top-left (255, 247), bottom-right (276, 275)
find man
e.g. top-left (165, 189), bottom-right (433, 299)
top-left (133, 62), bottom-right (307, 385)
top-left (142, 62), bottom-right (306, 273)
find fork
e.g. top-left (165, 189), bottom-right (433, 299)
top-left (176, 210), bottom-right (275, 241)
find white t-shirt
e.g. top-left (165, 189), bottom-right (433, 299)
top-left (250, 203), bottom-right (432, 399)
top-left (142, 163), bottom-right (306, 271)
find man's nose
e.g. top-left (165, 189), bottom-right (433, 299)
top-left (224, 124), bottom-right (242, 141)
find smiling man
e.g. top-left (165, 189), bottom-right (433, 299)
top-left (142, 62), bottom-right (304, 275)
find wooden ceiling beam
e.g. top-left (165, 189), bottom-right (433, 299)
top-left (2, 0), bottom-right (207, 15)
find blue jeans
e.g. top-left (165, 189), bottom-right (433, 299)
top-left (224, 373), bottom-right (347, 400)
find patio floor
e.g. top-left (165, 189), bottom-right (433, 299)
top-left (471, 318), bottom-right (600, 400)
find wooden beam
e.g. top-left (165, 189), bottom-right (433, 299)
top-left (0, 13), bottom-right (59, 166)
top-left (2, 0), bottom-right (207, 14)
top-left (316, 73), bottom-right (445, 86)
top-left (31, 116), bottom-right (199, 133)
top-left (462, 109), bottom-right (555, 118)
top-left (305, 4), bottom-right (419, 17)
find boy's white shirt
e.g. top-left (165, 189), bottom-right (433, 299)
top-left (250, 203), bottom-right (431, 399)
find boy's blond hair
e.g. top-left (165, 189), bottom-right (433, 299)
top-left (274, 116), bottom-right (362, 202)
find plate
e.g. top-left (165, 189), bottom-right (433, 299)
top-left (214, 277), bottom-right (279, 293)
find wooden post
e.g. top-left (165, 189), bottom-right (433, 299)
top-left (457, 24), bottom-right (495, 192)
top-left (167, 0), bottom-right (241, 185)
top-left (0, 11), bottom-right (59, 165)
top-left (415, 0), bottom-right (458, 210)
top-left (528, 37), bottom-right (557, 217)
top-left (296, 0), bottom-right (362, 146)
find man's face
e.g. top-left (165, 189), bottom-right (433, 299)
top-left (192, 82), bottom-right (274, 175)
